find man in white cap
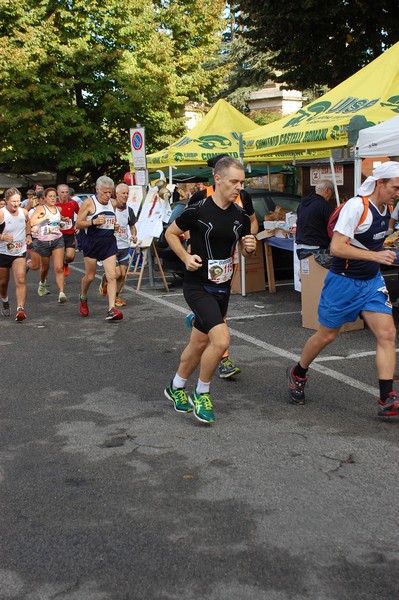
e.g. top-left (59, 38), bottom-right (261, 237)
top-left (287, 161), bottom-right (399, 417)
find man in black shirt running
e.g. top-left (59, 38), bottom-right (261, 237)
top-left (187, 153), bottom-right (258, 378)
top-left (164, 157), bottom-right (257, 424)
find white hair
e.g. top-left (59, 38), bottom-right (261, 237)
top-left (96, 176), bottom-right (114, 190)
top-left (116, 183), bottom-right (129, 193)
top-left (315, 179), bottom-right (334, 193)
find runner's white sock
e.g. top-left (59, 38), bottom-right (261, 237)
top-left (173, 374), bottom-right (187, 390)
top-left (196, 379), bottom-right (210, 394)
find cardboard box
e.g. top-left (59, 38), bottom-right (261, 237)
top-left (231, 241), bottom-right (266, 294)
top-left (300, 256), bottom-right (364, 332)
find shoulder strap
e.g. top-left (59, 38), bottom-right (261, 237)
top-left (358, 196), bottom-right (369, 227)
top-left (205, 185), bottom-right (214, 197)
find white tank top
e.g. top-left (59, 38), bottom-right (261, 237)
top-left (115, 207), bottom-right (131, 249)
top-left (33, 205), bottom-right (62, 242)
top-left (0, 207), bottom-right (27, 256)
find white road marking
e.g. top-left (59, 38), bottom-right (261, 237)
top-left (71, 265), bottom-right (380, 397)
top-left (228, 311), bottom-right (301, 320)
top-left (315, 348), bottom-right (399, 362)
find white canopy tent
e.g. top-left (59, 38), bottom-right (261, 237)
top-left (354, 115), bottom-right (399, 190)
top-left (356, 115), bottom-right (399, 157)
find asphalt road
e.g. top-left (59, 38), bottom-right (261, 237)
top-left (1, 255), bottom-right (399, 600)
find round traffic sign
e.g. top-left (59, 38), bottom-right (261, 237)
top-left (132, 132), bottom-right (143, 151)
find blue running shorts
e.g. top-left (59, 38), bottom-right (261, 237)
top-left (318, 271), bottom-right (392, 329)
top-left (82, 235), bottom-right (117, 262)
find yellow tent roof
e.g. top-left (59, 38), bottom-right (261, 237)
top-left (146, 99), bottom-right (259, 169)
top-left (146, 98), bottom-right (331, 169)
top-left (243, 42), bottom-right (399, 158)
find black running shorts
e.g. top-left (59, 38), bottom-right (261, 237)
top-left (183, 282), bottom-right (230, 335)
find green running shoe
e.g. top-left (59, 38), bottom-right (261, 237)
top-left (164, 382), bottom-right (193, 413)
top-left (38, 280), bottom-right (50, 296)
top-left (218, 357), bottom-right (241, 379)
top-left (189, 391), bottom-right (215, 424)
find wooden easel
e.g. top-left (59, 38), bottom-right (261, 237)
top-left (126, 240), bottom-right (169, 293)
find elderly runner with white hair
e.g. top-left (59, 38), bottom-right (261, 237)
top-left (287, 161), bottom-right (399, 416)
top-left (75, 176), bottom-right (123, 321)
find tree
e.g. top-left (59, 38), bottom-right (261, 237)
top-left (237, 0), bottom-right (399, 90)
top-left (212, 4), bottom-right (274, 112)
top-left (0, 0), bottom-right (226, 183)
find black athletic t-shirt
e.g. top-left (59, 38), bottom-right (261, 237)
top-left (189, 188), bottom-right (255, 216)
top-left (175, 196), bottom-right (250, 288)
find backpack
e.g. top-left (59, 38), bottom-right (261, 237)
top-left (327, 196), bottom-right (369, 239)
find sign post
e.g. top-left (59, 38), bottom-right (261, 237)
top-left (130, 126), bottom-right (148, 186)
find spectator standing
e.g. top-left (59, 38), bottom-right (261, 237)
top-left (295, 179), bottom-right (335, 260)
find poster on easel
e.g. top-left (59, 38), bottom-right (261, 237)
top-left (135, 188), bottom-right (168, 244)
top-left (128, 185), bottom-right (144, 217)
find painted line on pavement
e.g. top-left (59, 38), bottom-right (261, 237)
top-left (71, 265), bottom-right (380, 397)
top-left (228, 311), bottom-right (301, 320)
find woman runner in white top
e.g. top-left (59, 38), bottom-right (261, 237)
top-left (30, 187), bottom-right (67, 303)
top-left (0, 188), bottom-right (32, 320)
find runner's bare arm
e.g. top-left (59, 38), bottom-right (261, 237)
top-left (29, 205), bottom-right (47, 226)
top-left (331, 231), bottom-right (396, 264)
top-left (75, 198), bottom-right (104, 229)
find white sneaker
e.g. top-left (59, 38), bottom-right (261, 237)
top-left (58, 291), bottom-right (68, 304)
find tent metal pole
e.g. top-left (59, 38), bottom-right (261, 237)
top-left (168, 165), bottom-right (176, 185)
top-left (238, 133), bottom-right (244, 165)
top-left (354, 154), bottom-right (362, 195)
top-left (329, 155), bottom-right (340, 206)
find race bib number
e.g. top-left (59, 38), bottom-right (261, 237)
top-left (116, 225), bottom-right (127, 239)
top-left (60, 217), bottom-right (73, 229)
top-left (98, 216), bottom-right (116, 230)
top-left (40, 224), bottom-right (61, 236)
top-left (7, 240), bottom-right (24, 254)
top-left (207, 257), bottom-right (233, 284)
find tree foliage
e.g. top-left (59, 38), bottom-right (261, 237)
top-left (237, 0), bottom-right (399, 90)
top-left (0, 0), bottom-right (226, 182)
top-left (214, 4), bottom-right (274, 113)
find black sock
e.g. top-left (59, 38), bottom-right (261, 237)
top-left (379, 380), bottom-right (393, 401)
top-left (294, 362), bottom-right (308, 379)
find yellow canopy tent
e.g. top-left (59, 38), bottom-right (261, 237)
top-left (146, 98), bottom-right (331, 170)
top-left (146, 99), bottom-right (258, 169)
top-left (242, 42), bottom-right (399, 159)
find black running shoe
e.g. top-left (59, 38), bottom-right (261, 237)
top-left (287, 366), bottom-right (307, 405)
top-left (377, 391), bottom-right (399, 417)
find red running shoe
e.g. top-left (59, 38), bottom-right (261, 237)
top-left (105, 307), bottom-right (123, 321)
top-left (378, 392), bottom-right (399, 417)
top-left (15, 307), bottom-right (26, 322)
top-left (64, 264), bottom-right (70, 277)
top-left (79, 297), bottom-right (89, 317)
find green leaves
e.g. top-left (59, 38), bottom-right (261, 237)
top-left (237, 0), bottom-right (399, 90)
top-left (0, 0), bottom-right (226, 181)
